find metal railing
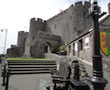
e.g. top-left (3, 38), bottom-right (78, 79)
top-left (2, 63), bottom-right (10, 90)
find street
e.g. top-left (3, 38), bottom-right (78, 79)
top-left (83, 62), bottom-right (110, 90)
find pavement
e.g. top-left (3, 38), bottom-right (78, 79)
top-left (0, 58), bottom-right (109, 90)
top-left (78, 58), bottom-right (110, 90)
top-left (73, 56), bottom-right (110, 72)
top-left (0, 64), bottom-right (53, 90)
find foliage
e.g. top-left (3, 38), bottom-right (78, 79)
top-left (59, 45), bottom-right (67, 52)
top-left (0, 54), bottom-right (5, 58)
top-left (58, 45), bottom-right (67, 55)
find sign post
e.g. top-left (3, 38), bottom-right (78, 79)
top-left (91, 0), bottom-right (108, 90)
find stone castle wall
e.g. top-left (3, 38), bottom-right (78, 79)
top-left (30, 31), bottom-right (61, 57)
top-left (45, 1), bottom-right (92, 44)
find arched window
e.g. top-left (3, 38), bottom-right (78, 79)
top-left (45, 42), bottom-right (51, 53)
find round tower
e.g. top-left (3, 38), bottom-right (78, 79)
top-left (17, 31), bottom-right (28, 47)
top-left (29, 18), bottom-right (45, 45)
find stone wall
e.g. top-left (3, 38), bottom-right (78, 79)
top-left (7, 46), bottom-right (24, 57)
top-left (45, 1), bottom-right (92, 44)
top-left (30, 31), bottom-right (61, 57)
top-left (79, 32), bottom-right (93, 62)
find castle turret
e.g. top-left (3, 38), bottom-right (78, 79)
top-left (17, 31), bottom-right (28, 47)
top-left (29, 18), bottom-right (45, 45)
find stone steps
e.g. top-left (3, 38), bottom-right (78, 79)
top-left (9, 65), bottom-right (56, 68)
top-left (8, 60), bottom-right (57, 75)
top-left (8, 63), bottom-right (56, 65)
top-left (8, 60), bottom-right (55, 62)
top-left (9, 71), bottom-right (51, 74)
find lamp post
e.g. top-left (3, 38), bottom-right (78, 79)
top-left (1, 29), bottom-right (8, 54)
top-left (91, 0), bottom-right (108, 90)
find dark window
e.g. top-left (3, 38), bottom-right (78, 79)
top-left (73, 43), bottom-right (75, 55)
top-left (70, 16), bottom-right (72, 19)
top-left (79, 39), bottom-right (83, 51)
top-left (32, 36), bottom-right (34, 40)
top-left (55, 24), bottom-right (57, 29)
top-left (69, 45), bottom-right (71, 53)
top-left (45, 46), bottom-right (48, 53)
top-left (74, 27), bottom-right (76, 31)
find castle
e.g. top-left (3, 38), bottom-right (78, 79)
top-left (7, 0), bottom-right (110, 69)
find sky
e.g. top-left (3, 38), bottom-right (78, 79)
top-left (0, 0), bottom-right (110, 54)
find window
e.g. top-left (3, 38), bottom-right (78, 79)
top-left (79, 39), bottom-right (83, 51)
top-left (55, 24), bottom-right (57, 29)
top-left (75, 43), bottom-right (78, 51)
top-left (85, 37), bottom-right (89, 49)
top-left (69, 45), bottom-right (71, 53)
top-left (70, 16), bottom-right (72, 20)
top-left (32, 36), bottom-right (34, 40)
top-left (73, 43), bottom-right (75, 55)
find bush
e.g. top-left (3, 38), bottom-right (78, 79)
top-left (59, 45), bottom-right (67, 55)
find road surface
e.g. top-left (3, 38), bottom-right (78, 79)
top-left (83, 62), bottom-right (110, 90)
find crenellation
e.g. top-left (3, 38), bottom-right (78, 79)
top-left (37, 18), bottom-right (44, 22)
top-left (84, 1), bottom-right (91, 7)
top-left (75, 1), bottom-right (82, 6)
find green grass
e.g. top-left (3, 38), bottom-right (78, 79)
top-left (7, 58), bottom-right (52, 60)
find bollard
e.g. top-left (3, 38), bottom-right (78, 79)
top-left (5, 68), bottom-right (10, 90)
top-left (2, 64), bottom-right (6, 86)
top-left (74, 63), bottom-right (79, 80)
top-left (71, 60), bottom-right (80, 80)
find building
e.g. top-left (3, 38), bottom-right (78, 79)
top-left (66, 3), bottom-right (110, 70)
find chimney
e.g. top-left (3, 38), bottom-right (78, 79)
top-left (108, 3), bottom-right (110, 14)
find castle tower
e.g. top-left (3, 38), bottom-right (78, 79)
top-left (29, 18), bottom-right (45, 45)
top-left (74, 1), bottom-right (92, 33)
top-left (17, 31), bottom-right (29, 47)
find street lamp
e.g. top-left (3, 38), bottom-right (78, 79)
top-left (1, 29), bottom-right (8, 54)
top-left (90, 0), bottom-right (108, 90)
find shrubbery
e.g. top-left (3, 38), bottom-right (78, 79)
top-left (58, 45), bottom-right (67, 55)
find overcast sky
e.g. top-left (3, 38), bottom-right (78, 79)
top-left (0, 0), bottom-right (109, 54)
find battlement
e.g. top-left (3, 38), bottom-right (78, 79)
top-left (30, 17), bottom-right (45, 23)
top-left (37, 31), bottom-right (60, 40)
top-left (75, 1), bottom-right (82, 6)
top-left (75, 1), bottom-right (90, 6)
top-left (18, 31), bottom-right (28, 34)
top-left (37, 18), bottom-right (44, 22)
